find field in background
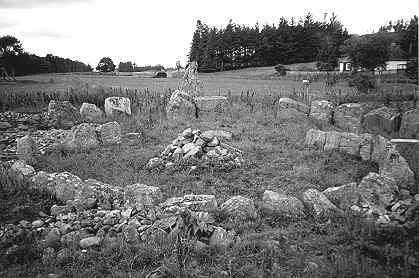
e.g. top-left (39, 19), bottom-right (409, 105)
top-left (0, 66), bottom-right (418, 277)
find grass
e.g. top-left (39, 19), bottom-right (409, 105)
top-left (0, 67), bottom-right (418, 277)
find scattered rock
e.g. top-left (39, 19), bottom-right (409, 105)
top-left (79, 236), bottom-right (102, 248)
top-left (209, 227), bottom-right (235, 249)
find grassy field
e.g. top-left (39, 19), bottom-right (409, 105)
top-left (0, 68), bottom-right (418, 277)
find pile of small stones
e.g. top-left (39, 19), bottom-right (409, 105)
top-left (146, 127), bottom-right (244, 169)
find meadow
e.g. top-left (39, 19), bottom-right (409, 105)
top-left (0, 68), bottom-right (418, 277)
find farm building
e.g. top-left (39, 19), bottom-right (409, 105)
top-left (338, 43), bottom-right (410, 74)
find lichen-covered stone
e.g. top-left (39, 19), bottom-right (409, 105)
top-left (96, 121), bottom-right (122, 145)
top-left (17, 135), bottom-right (38, 164)
top-left (334, 103), bottom-right (364, 133)
top-left (309, 100), bottom-right (333, 125)
top-left (302, 189), bottom-right (339, 217)
top-left (305, 129), bottom-right (326, 149)
top-left (64, 123), bottom-right (100, 151)
top-left (220, 196), bottom-right (257, 220)
top-left (262, 190), bottom-right (305, 218)
top-left (104, 97), bottom-right (131, 117)
top-left (80, 102), bottom-right (103, 123)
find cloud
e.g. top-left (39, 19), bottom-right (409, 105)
top-left (20, 29), bottom-right (70, 38)
top-left (0, 0), bottom-right (97, 9)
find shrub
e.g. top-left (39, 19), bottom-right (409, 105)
top-left (274, 64), bottom-right (286, 76)
top-left (404, 57), bottom-right (418, 81)
top-left (348, 72), bottom-right (376, 93)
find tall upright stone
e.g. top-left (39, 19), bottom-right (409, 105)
top-left (333, 103), bottom-right (364, 133)
top-left (390, 139), bottom-right (419, 185)
top-left (48, 100), bottom-right (79, 129)
top-left (80, 102), bottom-right (103, 123)
top-left (180, 61), bottom-right (204, 97)
top-left (309, 100), bottom-right (333, 125)
top-left (96, 121), bottom-right (122, 145)
top-left (104, 97), bottom-right (131, 117)
top-left (400, 109), bottom-right (419, 139)
top-left (17, 135), bottom-right (38, 164)
top-left (64, 123), bottom-right (100, 151)
top-left (363, 107), bottom-right (401, 137)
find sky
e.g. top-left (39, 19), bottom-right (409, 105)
top-left (0, 0), bottom-right (417, 69)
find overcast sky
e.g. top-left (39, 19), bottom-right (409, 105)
top-left (0, 0), bottom-right (417, 69)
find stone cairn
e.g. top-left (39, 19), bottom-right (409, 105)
top-left (146, 127), bottom-right (244, 169)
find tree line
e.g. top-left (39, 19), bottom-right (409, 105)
top-left (188, 14), bottom-right (418, 73)
top-left (0, 35), bottom-right (92, 78)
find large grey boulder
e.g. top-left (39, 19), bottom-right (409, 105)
top-left (220, 196), bottom-right (257, 220)
top-left (48, 100), bottom-right (79, 129)
top-left (324, 131), bottom-right (341, 151)
top-left (322, 182), bottom-right (359, 210)
top-left (80, 102), bottom-right (103, 123)
top-left (333, 103), bottom-right (364, 133)
top-left (124, 183), bottom-right (162, 209)
top-left (309, 100), bottom-right (333, 125)
top-left (357, 172), bottom-right (399, 214)
top-left (31, 171), bottom-right (85, 203)
top-left (64, 123), bottom-right (100, 151)
top-left (95, 121), bottom-right (122, 145)
top-left (371, 135), bottom-right (390, 163)
top-left (104, 97), bottom-right (131, 117)
top-left (339, 132), bottom-right (361, 156)
top-left (400, 109), bottom-right (419, 139)
top-left (305, 129), bottom-right (326, 149)
top-left (390, 139), bottom-right (419, 186)
top-left (180, 61), bottom-right (203, 97)
top-left (278, 97), bottom-right (310, 115)
top-left (363, 107), bottom-right (401, 137)
top-left (379, 146), bottom-right (416, 193)
top-left (261, 190), bottom-right (305, 218)
top-left (166, 90), bottom-right (197, 120)
top-left (302, 189), bottom-right (339, 217)
top-left (17, 135), bottom-right (39, 164)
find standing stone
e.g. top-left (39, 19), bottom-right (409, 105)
top-left (390, 139), bottom-right (419, 184)
top-left (339, 132), bottom-right (361, 156)
top-left (261, 190), bottom-right (305, 218)
top-left (48, 100), bottom-right (79, 129)
top-left (363, 107), bottom-right (401, 137)
top-left (64, 123), bottom-right (100, 151)
top-left (309, 100), bottom-right (333, 125)
top-left (180, 61), bottom-right (203, 97)
top-left (17, 135), bottom-right (38, 164)
top-left (359, 133), bottom-right (374, 161)
top-left (95, 121), bottom-right (122, 145)
top-left (324, 131), bottom-right (341, 151)
top-left (305, 129), bottom-right (326, 149)
top-left (400, 109), bottom-right (419, 139)
top-left (278, 97), bottom-right (311, 115)
top-left (220, 196), bottom-right (257, 220)
top-left (80, 102), bottom-right (103, 123)
top-left (371, 135), bottom-right (390, 163)
top-left (379, 146), bottom-right (416, 193)
top-left (333, 103), bottom-right (364, 133)
top-left (166, 90), bottom-right (197, 120)
top-left (301, 189), bottom-right (339, 218)
top-left (322, 182), bottom-right (359, 210)
top-left (104, 97), bottom-right (131, 117)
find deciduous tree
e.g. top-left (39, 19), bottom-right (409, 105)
top-left (96, 57), bottom-right (116, 72)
